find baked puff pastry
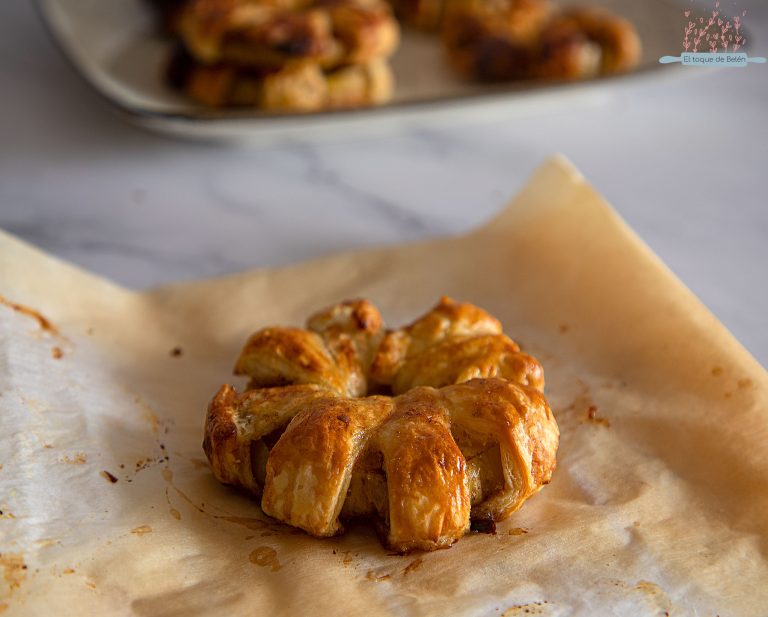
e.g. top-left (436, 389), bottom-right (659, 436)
top-left (177, 0), bottom-right (399, 69)
top-left (440, 0), bottom-right (641, 82)
top-left (169, 48), bottom-right (393, 109)
top-left (204, 298), bottom-right (558, 551)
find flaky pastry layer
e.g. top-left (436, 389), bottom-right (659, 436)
top-left (203, 297), bottom-right (558, 551)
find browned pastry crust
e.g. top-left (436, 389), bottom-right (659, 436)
top-left (146, 0), bottom-right (190, 34)
top-left (534, 7), bottom-right (641, 79)
top-left (177, 0), bottom-right (399, 69)
top-left (441, 0), bottom-right (553, 80)
top-left (235, 299), bottom-right (384, 394)
top-left (203, 298), bottom-right (558, 552)
top-left (158, 0), bottom-right (641, 109)
top-left (205, 378), bottom-right (557, 551)
top-left (370, 296), bottom-right (544, 393)
top-left (387, 0), bottom-right (446, 30)
top-left (169, 48), bottom-right (393, 109)
top-left (441, 0), bottom-right (641, 82)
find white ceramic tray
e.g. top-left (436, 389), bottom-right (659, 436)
top-left (38, 0), bottom-right (684, 141)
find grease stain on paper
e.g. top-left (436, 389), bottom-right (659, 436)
top-left (0, 552), bottom-right (27, 594)
top-left (188, 457), bottom-right (209, 470)
top-left (402, 558), bottom-right (423, 575)
top-left (134, 395), bottom-right (161, 436)
top-left (131, 525), bottom-right (152, 536)
top-left (249, 547), bottom-right (281, 571)
top-left (366, 570), bottom-right (391, 582)
top-left (0, 295), bottom-right (59, 335)
top-left (633, 580), bottom-right (673, 612)
top-left (33, 538), bottom-right (59, 549)
top-left (59, 452), bottom-right (87, 465)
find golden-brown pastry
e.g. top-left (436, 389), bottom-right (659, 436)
top-left (441, 0), bottom-right (641, 82)
top-left (533, 8), bottom-right (642, 80)
top-left (169, 49), bottom-right (394, 109)
top-left (156, 0), bottom-right (641, 109)
top-left (387, 0), bottom-right (446, 30)
top-left (441, 0), bottom-right (552, 80)
top-left (205, 378), bottom-right (557, 551)
top-left (177, 0), bottom-right (399, 69)
top-left (370, 296), bottom-right (544, 393)
top-left (235, 299), bottom-right (384, 394)
top-left (203, 298), bottom-right (558, 552)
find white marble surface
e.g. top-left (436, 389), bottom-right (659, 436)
top-left (1, 1), bottom-right (766, 366)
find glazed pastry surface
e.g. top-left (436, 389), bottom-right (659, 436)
top-left (204, 298), bottom-right (559, 551)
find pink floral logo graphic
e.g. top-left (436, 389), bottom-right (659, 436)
top-left (682, 1), bottom-right (745, 53)
top-left (660, 1), bottom-right (765, 67)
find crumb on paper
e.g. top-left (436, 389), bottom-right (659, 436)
top-left (59, 453), bottom-right (87, 464)
top-left (586, 405), bottom-right (610, 427)
top-left (101, 470), bottom-right (118, 484)
top-left (135, 457), bottom-right (162, 473)
top-left (507, 527), bottom-right (528, 536)
top-left (63, 568), bottom-right (75, 575)
top-left (51, 346), bottom-right (63, 359)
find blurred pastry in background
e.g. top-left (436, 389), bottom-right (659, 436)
top-left (159, 0), bottom-right (399, 110)
top-left (168, 46), bottom-right (393, 110)
top-left (151, 0), bottom-right (640, 111)
top-left (441, 1), bottom-right (640, 81)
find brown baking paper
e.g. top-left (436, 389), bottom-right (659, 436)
top-left (1, 157), bottom-right (766, 617)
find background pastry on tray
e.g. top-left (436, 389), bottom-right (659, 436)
top-left (149, 0), bottom-right (641, 111)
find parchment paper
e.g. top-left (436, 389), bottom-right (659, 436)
top-left (1, 157), bottom-right (766, 617)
